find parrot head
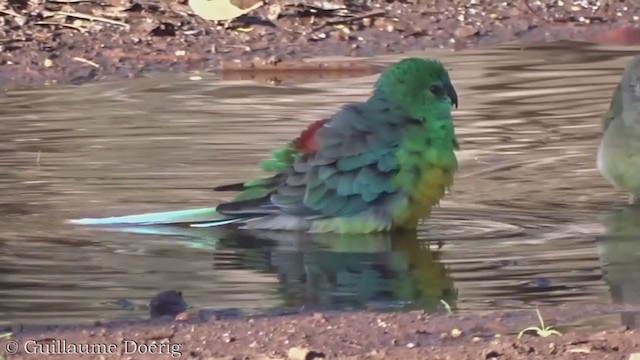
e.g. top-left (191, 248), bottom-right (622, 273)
top-left (373, 58), bottom-right (458, 117)
top-left (620, 54), bottom-right (640, 127)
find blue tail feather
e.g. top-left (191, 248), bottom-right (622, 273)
top-left (67, 207), bottom-right (226, 226)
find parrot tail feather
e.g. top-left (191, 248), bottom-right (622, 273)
top-left (67, 207), bottom-right (225, 226)
top-left (190, 217), bottom-right (253, 228)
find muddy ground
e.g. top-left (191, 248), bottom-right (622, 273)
top-left (1, 0), bottom-right (640, 90)
top-left (2, 303), bottom-right (640, 359)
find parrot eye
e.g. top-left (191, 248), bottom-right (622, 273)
top-left (429, 84), bottom-right (445, 97)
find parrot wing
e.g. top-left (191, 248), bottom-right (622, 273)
top-left (215, 101), bottom-right (409, 219)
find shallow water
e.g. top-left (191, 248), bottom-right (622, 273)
top-left (2, 41), bottom-right (640, 328)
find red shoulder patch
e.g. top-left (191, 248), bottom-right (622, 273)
top-left (293, 118), bottom-right (329, 154)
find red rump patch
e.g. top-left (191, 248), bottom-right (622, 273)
top-left (293, 118), bottom-right (329, 154)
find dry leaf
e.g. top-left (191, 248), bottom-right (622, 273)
top-left (188, 0), bottom-right (262, 21)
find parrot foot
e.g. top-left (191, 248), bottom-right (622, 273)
top-left (628, 194), bottom-right (640, 206)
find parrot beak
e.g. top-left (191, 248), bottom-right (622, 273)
top-left (446, 82), bottom-right (458, 109)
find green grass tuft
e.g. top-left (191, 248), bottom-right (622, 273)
top-left (517, 308), bottom-right (562, 339)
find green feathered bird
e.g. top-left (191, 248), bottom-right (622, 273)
top-left (598, 54), bottom-right (640, 204)
top-left (69, 58), bottom-right (459, 234)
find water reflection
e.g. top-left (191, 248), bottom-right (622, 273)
top-left (106, 226), bottom-right (457, 312)
top-left (222, 230), bottom-right (456, 312)
top-left (598, 205), bottom-right (640, 327)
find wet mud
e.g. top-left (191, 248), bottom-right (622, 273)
top-left (1, 0), bottom-right (640, 90)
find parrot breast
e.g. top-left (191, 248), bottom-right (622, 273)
top-left (393, 164), bottom-right (454, 229)
top-left (391, 125), bottom-right (457, 230)
top-left (598, 117), bottom-right (640, 195)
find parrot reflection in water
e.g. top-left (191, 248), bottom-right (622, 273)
top-left (598, 54), bottom-right (640, 204)
top-left (212, 230), bottom-right (457, 312)
top-left (598, 206), bottom-right (640, 328)
top-left (70, 58), bottom-right (460, 234)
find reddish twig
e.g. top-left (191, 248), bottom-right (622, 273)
top-left (523, 0), bottom-right (545, 22)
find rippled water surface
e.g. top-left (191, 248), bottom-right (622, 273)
top-left (2, 41), bottom-right (640, 327)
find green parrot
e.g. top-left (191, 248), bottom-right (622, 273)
top-left (69, 58), bottom-right (459, 234)
top-left (598, 54), bottom-right (640, 204)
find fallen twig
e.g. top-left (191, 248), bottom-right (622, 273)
top-left (56, 11), bottom-right (130, 30)
top-left (0, 8), bottom-right (25, 19)
top-left (47, 0), bottom-right (93, 3)
top-left (523, 0), bottom-right (545, 22)
top-left (311, 9), bottom-right (386, 32)
top-left (284, 3), bottom-right (351, 17)
top-left (0, 36), bottom-right (29, 45)
top-left (35, 21), bottom-right (87, 32)
top-left (72, 57), bottom-right (100, 68)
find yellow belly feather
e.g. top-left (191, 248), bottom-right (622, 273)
top-left (394, 165), bottom-right (454, 229)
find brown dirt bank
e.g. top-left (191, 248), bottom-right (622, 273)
top-left (2, 303), bottom-right (640, 359)
top-left (1, 0), bottom-right (640, 91)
